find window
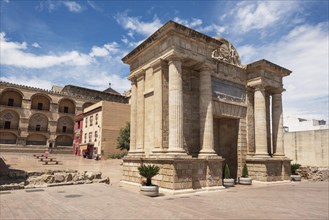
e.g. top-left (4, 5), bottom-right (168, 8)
top-left (77, 121), bottom-right (80, 129)
top-left (84, 133), bottom-right (87, 143)
top-left (88, 132), bottom-right (92, 143)
top-left (8, 98), bottom-right (14, 106)
top-left (94, 131), bottom-right (98, 142)
top-left (37, 103), bottom-right (43, 110)
top-left (95, 114), bottom-right (98, 125)
top-left (90, 115), bottom-right (93, 126)
top-left (4, 121), bottom-right (11, 129)
top-left (36, 124), bottom-right (41, 131)
top-left (64, 106), bottom-right (69, 113)
top-left (85, 117), bottom-right (88, 128)
top-left (62, 126), bottom-right (67, 133)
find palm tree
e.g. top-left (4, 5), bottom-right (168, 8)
top-left (138, 164), bottom-right (160, 186)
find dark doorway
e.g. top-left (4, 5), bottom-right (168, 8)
top-left (37, 103), bottom-right (43, 110)
top-left (4, 121), bottom-right (11, 129)
top-left (214, 117), bottom-right (239, 180)
top-left (62, 126), bottom-right (67, 133)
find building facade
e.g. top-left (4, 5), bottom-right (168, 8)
top-left (0, 81), bottom-right (128, 150)
top-left (78, 101), bottom-right (130, 157)
top-left (122, 21), bottom-right (292, 191)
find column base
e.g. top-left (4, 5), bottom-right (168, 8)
top-left (273, 153), bottom-right (285, 157)
top-left (253, 153), bottom-right (270, 158)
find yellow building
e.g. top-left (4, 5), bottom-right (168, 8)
top-left (79, 101), bottom-right (130, 157)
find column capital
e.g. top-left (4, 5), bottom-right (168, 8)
top-left (198, 63), bottom-right (214, 72)
top-left (166, 54), bottom-right (183, 63)
top-left (151, 59), bottom-right (167, 72)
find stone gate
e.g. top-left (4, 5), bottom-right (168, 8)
top-left (121, 21), bottom-right (292, 192)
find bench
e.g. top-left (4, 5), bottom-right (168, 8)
top-left (43, 161), bottom-right (61, 165)
top-left (39, 157), bottom-right (56, 162)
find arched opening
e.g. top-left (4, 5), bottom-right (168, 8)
top-left (0, 89), bottom-right (23, 107)
top-left (57, 116), bottom-right (74, 133)
top-left (0, 132), bottom-right (17, 144)
top-left (28, 113), bottom-right (49, 132)
top-left (58, 98), bottom-right (75, 114)
top-left (55, 135), bottom-right (73, 147)
top-left (26, 134), bottom-right (47, 145)
top-left (31, 94), bottom-right (51, 111)
top-left (0, 110), bottom-right (20, 129)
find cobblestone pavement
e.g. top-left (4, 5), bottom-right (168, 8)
top-left (0, 181), bottom-right (328, 219)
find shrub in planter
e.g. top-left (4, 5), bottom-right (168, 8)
top-left (223, 164), bottom-right (234, 187)
top-left (239, 164), bottom-right (252, 185)
top-left (138, 164), bottom-right (160, 197)
top-left (291, 163), bottom-right (302, 181)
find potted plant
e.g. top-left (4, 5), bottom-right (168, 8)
top-left (238, 164), bottom-right (252, 185)
top-left (138, 164), bottom-right (160, 197)
top-left (291, 163), bottom-right (302, 181)
top-left (223, 164), bottom-right (235, 187)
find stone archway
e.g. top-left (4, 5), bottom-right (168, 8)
top-left (0, 110), bottom-right (20, 129)
top-left (58, 98), bottom-right (75, 114)
top-left (0, 132), bottom-right (17, 144)
top-left (55, 135), bottom-right (73, 147)
top-left (57, 116), bottom-right (74, 133)
top-left (0, 89), bottom-right (23, 107)
top-left (26, 134), bottom-right (47, 145)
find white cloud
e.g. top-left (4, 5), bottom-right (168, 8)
top-left (115, 12), bottom-right (162, 36)
top-left (0, 32), bottom-right (92, 68)
top-left (222, 1), bottom-right (299, 33)
top-left (173, 17), bottom-right (225, 36)
top-left (62, 1), bottom-right (82, 13)
top-left (173, 17), bottom-right (203, 28)
top-left (32, 42), bottom-right (41, 48)
top-left (89, 42), bottom-right (120, 57)
top-left (36, 0), bottom-right (82, 13)
top-left (237, 22), bottom-right (329, 120)
top-left (0, 75), bottom-right (53, 90)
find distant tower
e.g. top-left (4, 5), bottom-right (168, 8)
top-left (109, 82), bottom-right (111, 88)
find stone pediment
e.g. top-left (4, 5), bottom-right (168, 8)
top-left (211, 37), bottom-right (244, 68)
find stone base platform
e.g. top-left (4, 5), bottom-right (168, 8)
top-left (122, 156), bottom-right (225, 191)
top-left (246, 157), bottom-right (291, 181)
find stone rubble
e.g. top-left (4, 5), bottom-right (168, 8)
top-left (296, 166), bottom-right (329, 181)
top-left (0, 169), bottom-right (110, 191)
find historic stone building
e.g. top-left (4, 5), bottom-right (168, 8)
top-left (0, 81), bottom-right (128, 150)
top-left (122, 21), bottom-right (292, 192)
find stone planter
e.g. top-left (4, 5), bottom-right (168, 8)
top-left (238, 177), bottom-right (252, 185)
top-left (291, 175), bottom-right (301, 181)
top-left (223, 178), bottom-right (235, 187)
top-left (140, 185), bottom-right (159, 197)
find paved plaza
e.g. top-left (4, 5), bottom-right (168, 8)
top-left (0, 181), bottom-right (328, 219)
top-left (0, 153), bottom-right (328, 219)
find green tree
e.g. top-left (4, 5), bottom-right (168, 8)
top-left (116, 122), bottom-right (130, 151)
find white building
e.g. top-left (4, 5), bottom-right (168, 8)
top-left (284, 116), bottom-right (328, 132)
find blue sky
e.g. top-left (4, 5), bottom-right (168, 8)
top-left (1, 0), bottom-right (328, 122)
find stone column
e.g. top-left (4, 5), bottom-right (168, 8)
top-left (168, 58), bottom-right (185, 153)
top-left (136, 74), bottom-right (145, 154)
top-left (129, 79), bottom-right (137, 154)
top-left (152, 60), bottom-right (164, 153)
top-left (272, 92), bottom-right (285, 156)
top-left (265, 92), bottom-right (272, 155)
top-left (253, 86), bottom-right (269, 157)
top-left (199, 66), bottom-right (216, 155)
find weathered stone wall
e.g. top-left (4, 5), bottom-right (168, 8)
top-left (284, 129), bottom-right (329, 167)
top-left (122, 157), bottom-right (224, 190)
top-left (246, 158), bottom-right (291, 181)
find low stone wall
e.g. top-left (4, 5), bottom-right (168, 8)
top-left (296, 167), bottom-right (329, 181)
top-left (0, 169), bottom-right (109, 191)
top-left (122, 157), bottom-right (224, 190)
top-left (246, 158), bottom-right (291, 181)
